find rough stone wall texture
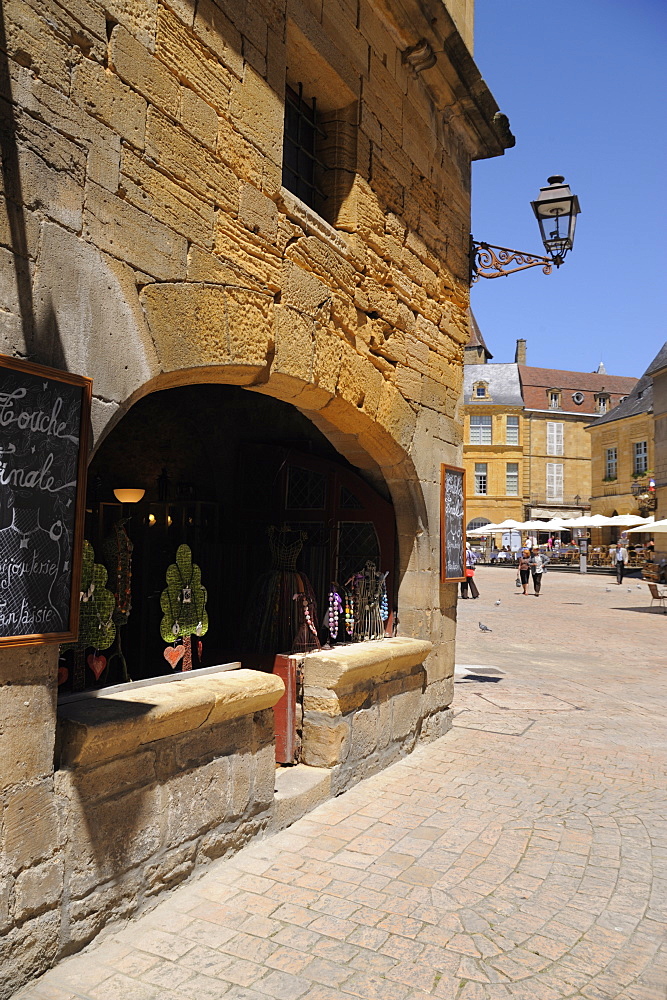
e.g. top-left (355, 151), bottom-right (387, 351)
top-left (53, 707), bottom-right (276, 957)
top-left (0, 644), bottom-right (61, 996)
top-left (303, 660), bottom-right (453, 794)
top-left (0, 0), bottom-right (508, 992)
top-left (0, 0), bottom-right (506, 669)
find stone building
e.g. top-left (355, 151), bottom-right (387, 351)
top-left (588, 344), bottom-right (666, 551)
top-left (463, 330), bottom-right (636, 530)
top-left (647, 344), bottom-right (667, 552)
top-left (0, 0), bottom-right (512, 992)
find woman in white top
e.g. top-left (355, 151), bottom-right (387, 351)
top-left (530, 550), bottom-right (544, 596)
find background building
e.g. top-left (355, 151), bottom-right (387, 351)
top-left (463, 328), bottom-right (637, 530)
top-left (0, 0), bottom-right (511, 992)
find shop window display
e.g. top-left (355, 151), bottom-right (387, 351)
top-left (59, 386), bottom-right (396, 693)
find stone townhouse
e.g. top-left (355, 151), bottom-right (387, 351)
top-left (0, 0), bottom-right (512, 992)
top-left (463, 328), bottom-right (636, 532)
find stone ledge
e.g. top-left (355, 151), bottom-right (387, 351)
top-left (303, 637), bottom-right (433, 692)
top-left (57, 670), bottom-right (284, 769)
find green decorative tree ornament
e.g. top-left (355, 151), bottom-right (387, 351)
top-left (62, 540), bottom-right (117, 690)
top-left (160, 544), bottom-right (208, 672)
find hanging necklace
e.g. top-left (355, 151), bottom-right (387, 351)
top-left (327, 586), bottom-right (342, 641)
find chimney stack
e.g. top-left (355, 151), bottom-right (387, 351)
top-left (515, 339), bottom-right (527, 365)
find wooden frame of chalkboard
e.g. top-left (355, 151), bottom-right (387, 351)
top-left (440, 464), bottom-right (466, 583)
top-left (0, 355), bottom-right (92, 647)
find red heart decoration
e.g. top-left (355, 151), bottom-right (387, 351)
top-left (58, 666), bottom-right (68, 686)
top-left (164, 645), bottom-right (185, 669)
top-left (87, 653), bottom-right (107, 681)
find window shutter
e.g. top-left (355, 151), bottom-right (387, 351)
top-left (555, 423), bottom-right (563, 456)
top-left (547, 422), bottom-right (555, 455)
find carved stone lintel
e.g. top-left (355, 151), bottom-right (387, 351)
top-left (403, 39), bottom-right (437, 75)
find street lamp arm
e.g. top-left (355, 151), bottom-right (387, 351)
top-left (470, 240), bottom-right (553, 282)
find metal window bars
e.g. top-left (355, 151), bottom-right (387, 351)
top-left (282, 84), bottom-right (328, 209)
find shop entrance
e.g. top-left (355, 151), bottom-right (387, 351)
top-left (60, 385), bottom-right (396, 691)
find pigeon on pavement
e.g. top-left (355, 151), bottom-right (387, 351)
top-left (494, 600), bottom-right (501, 606)
top-left (605, 588), bottom-right (611, 592)
top-left (479, 622), bottom-right (492, 632)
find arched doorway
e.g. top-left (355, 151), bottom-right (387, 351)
top-left (62, 384), bottom-right (397, 689)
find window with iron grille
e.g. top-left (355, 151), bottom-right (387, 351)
top-left (282, 84), bottom-right (328, 212)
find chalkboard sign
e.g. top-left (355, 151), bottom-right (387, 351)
top-left (440, 464), bottom-right (466, 583)
top-left (0, 356), bottom-right (92, 646)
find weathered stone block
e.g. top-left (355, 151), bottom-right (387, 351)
top-left (226, 286), bottom-right (275, 368)
top-left (156, 6), bottom-right (232, 113)
top-left (229, 752), bottom-right (253, 818)
top-left (253, 743), bottom-right (277, 810)
top-left (302, 717), bottom-right (350, 768)
top-left (3, 781), bottom-right (59, 874)
top-left (349, 705), bottom-right (379, 762)
top-left (392, 687), bottom-right (423, 741)
top-left (273, 305), bottom-right (314, 382)
top-left (146, 108), bottom-right (237, 210)
top-left (164, 757), bottom-right (231, 845)
top-left (240, 183), bottom-right (278, 243)
top-left (120, 148), bottom-right (215, 248)
top-left (144, 843), bottom-right (197, 896)
top-left (181, 86), bottom-right (219, 149)
top-left (72, 59), bottom-right (147, 148)
top-left (0, 680), bottom-right (56, 794)
top-left (110, 25), bottom-right (180, 116)
top-left (4, 144), bottom-right (83, 232)
top-left (64, 786), bottom-right (161, 897)
top-left (14, 858), bottom-right (64, 922)
top-left (83, 182), bottom-right (188, 281)
top-left (0, 910), bottom-right (60, 997)
top-left (193, 0), bottom-right (244, 79)
top-left (230, 65), bottom-right (284, 165)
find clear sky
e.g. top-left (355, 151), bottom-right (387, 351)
top-left (470, 0), bottom-right (667, 379)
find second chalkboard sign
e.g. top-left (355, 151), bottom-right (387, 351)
top-left (440, 464), bottom-right (466, 583)
top-left (0, 355), bottom-right (91, 646)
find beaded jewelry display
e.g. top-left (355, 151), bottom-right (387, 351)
top-left (326, 585), bottom-right (343, 642)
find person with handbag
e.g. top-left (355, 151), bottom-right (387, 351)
top-left (517, 548), bottom-right (531, 595)
top-left (530, 549), bottom-right (545, 596)
top-left (460, 544), bottom-right (479, 599)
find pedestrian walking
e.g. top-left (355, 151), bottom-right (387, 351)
top-left (530, 549), bottom-right (545, 596)
top-left (460, 543), bottom-right (479, 599)
top-left (517, 548), bottom-right (531, 595)
top-left (614, 540), bottom-right (629, 584)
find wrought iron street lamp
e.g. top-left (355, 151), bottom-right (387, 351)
top-left (471, 176), bottom-right (581, 281)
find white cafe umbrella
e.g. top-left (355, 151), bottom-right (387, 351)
top-left (467, 524), bottom-right (500, 535)
top-left (520, 520), bottom-right (551, 530)
top-left (494, 519), bottom-right (524, 530)
top-left (542, 517), bottom-right (567, 529)
top-left (607, 514), bottom-right (650, 526)
top-left (628, 518), bottom-right (667, 533)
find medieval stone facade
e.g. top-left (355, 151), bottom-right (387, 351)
top-left (0, 0), bottom-right (511, 992)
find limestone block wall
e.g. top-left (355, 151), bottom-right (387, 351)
top-left (300, 638), bottom-right (452, 793)
top-left (0, 668), bottom-right (283, 997)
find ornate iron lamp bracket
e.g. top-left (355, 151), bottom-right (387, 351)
top-left (470, 239), bottom-right (554, 283)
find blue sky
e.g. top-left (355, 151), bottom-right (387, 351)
top-left (471, 0), bottom-right (667, 379)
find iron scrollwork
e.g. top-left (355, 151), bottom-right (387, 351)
top-left (470, 240), bottom-right (553, 283)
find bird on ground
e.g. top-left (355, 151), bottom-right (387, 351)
top-left (494, 600), bottom-right (501, 606)
top-left (605, 587), bottom-right (611, 592)
top-left (637, 585), bottom-right (643, 590)
top-left (479, 622), bottom-right (492, 632)
top-left (627, 588), bottom-right (632, 593)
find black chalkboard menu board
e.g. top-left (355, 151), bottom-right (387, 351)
top-left (0, 355), bottom-right (92, 646)
top-left (440, 464), bottom-right (466, 583)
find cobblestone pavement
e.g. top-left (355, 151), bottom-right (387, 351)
top-left (15, 569), bottom-right (667, 1000)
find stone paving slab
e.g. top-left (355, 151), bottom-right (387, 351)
top-left (13, 570), bottom-right (667, 1000)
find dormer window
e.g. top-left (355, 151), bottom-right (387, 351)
top-left (548, 390), bottom-right (561, 409)
top-left (595, 393), bottom-right (610, 415)
top-left (473, 381), bottom-right (489, 399)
